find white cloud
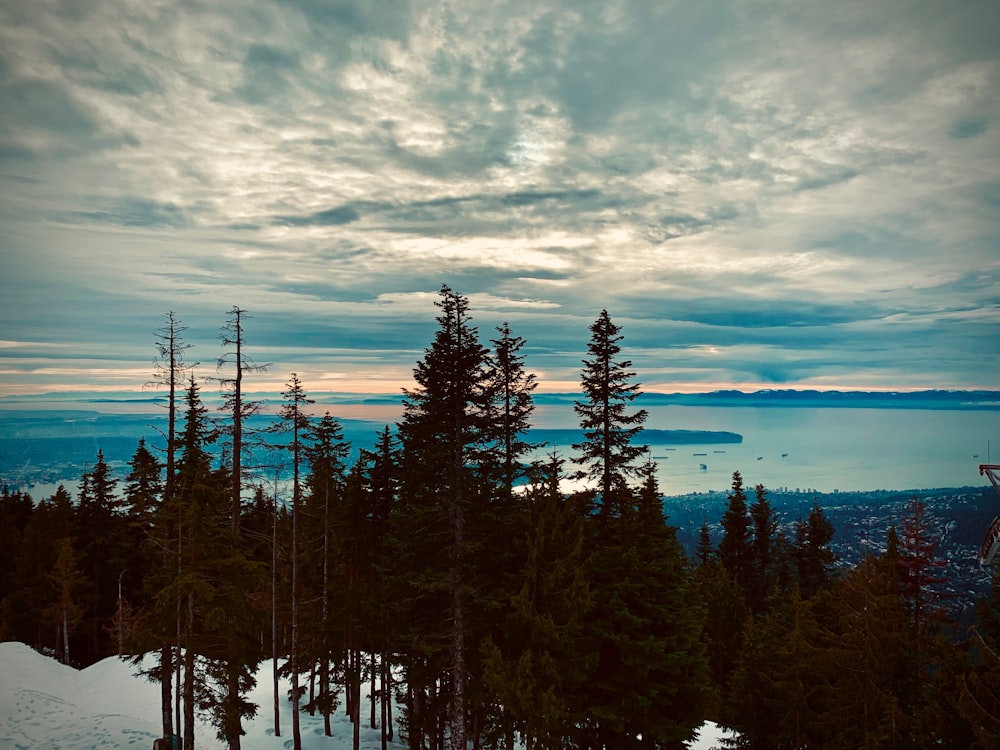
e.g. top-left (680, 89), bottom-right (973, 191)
top-left (0, 0), bottom-right (997, 395)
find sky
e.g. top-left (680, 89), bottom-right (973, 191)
top-left (1, 0), bottom-right (998, 401)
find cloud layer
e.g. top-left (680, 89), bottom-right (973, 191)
top-left (1, 0), bottom-right (998, 396)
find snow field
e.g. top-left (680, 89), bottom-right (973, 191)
top-left (0, 642), bottom-right (729, 749)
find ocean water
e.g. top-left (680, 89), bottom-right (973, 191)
top-left (7, 404), bottom-right (998, 500)
top-left (532, 405), bottom-right (999, 495)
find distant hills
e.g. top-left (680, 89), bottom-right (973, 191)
top-left (532, 428), bottom-right (742, 445)
top-left (2, 388), bottom-right (998, 411)
top-left (535, 389), bottom-right (1000, 410)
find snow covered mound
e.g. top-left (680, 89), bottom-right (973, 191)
top-left (0, 641), bottom-right (730, 749)
top-left (0, 642), bottom-right (398, 750)
top-left (0, 641), bottom-right (164, 750)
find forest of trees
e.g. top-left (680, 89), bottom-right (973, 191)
top-left (1, 287), bottom-right (1000, 749)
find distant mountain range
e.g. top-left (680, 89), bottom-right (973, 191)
top-left (537, 389), bottom-right (1000, 410)
top-left (2, 388), bottom-right (998, 411)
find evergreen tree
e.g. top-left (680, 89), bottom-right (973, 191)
top-left (148, 311), bottom-right (197, 516)
top-left (173, 375), bottom-right (221, 750)
top-left (147, 310), bottom-right (196, 743)
top-left (818, 556), bottom-right (914, 747)
top-left (747, 483), bottom-right (777, 614)
top-left (578, 459), bottom-right (707, 747)
top-left (694, 554), bottom-right (748, 720)
top-left (481, 452), bottom-right (593, 750)
top-left (718, 471), bottom-right (752, 597)
top-left (361, 426), bottom-right (401, 749)
top-left (795, 500), bottom-right (837, 598)
top-left (302, 412), bottom-right (350, 736)
top-left (696, 522), bottom-right (715, 566)
top-left (959, 566), bottom-right (1000, 747)
top-left (46, 537), bottom-right (86, 666)
top-left (3, 488), bottom-right (74, 652)
top-left (897, 497), bottom-right (949, 663)
top-left (217, 306), bottom-right (267, 533)
top-left (274, 373), bottom-right (313, 750)
top-left (469, 321), bottom-right (538, 746)
top-left (124, 438), bottom-right (163, 529)
top-left (396, 285), bottom-right (492, 750)
top-left (0, 487), bottom-right (34, 638)
top-left (724, 586), bottom-right (827, 748)
top-left (572, 309), bottom-right (647, 518)
top-left (485, 321), bottom-right (538, 500)
top-left (76, 449), bottom-right (127, 662)
top-left (121, 438), bottom-right (163, 645)
top-left (159, 375), bottom-right (265, 750)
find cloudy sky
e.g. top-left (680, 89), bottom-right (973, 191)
top-left (1, 0), bottom-right (998, 401)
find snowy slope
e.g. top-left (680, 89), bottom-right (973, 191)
top-left (0, 642), bottom-right (730, 749)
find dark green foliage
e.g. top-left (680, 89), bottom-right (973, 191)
top-left (748, 483), bottom-right (778, 615)
top-left (718, 471), bottom-right (752, 595)
top-left (124, 438), bottom-right (162, 529)
top-left (818, 557), bottom-right (916, 747)
top-left (275, 372), bottom-right (313, 750)
top-left (2, 486), bottom-right (76, 653)
top-left (481, 453), bottom-right (593, 749)
top-left (216, 306), bottom-right (267, 533)
top-left (958, 568), bottom-right (1000, 747)
top-left (897, 497), bottom-right (950, 660)
top-left (8, 301), bottom-right (1000, 749)
top-left (724, 586), bottom-right (828, 748)
top-left (795, 500), bottom-right (837, 598)
top-left (695, 550), bottom-right (748, 722)
top-left (47, 536), bottom-right (87, 664)
top-left (0, 487), bottom-right (33, 635)
top-left (298, 411), bottom-right (350, 732)
top-left (695, 521), bottom-right (714, 566)
top-left (395, 285), bottom-right (493, 749)
top-left (485, 321), bottom-right (538, 500)
top-left (75, 450), bottom-right (130, 662)
top-left (572, 309), bottom-right (648, 518)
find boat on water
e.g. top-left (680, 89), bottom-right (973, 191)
top-left (693, 452), bottom-right (707, 456)
top-left (781, 452), bottom-right (789, 458)
top-left (699, 463), bottom-right (707, 470)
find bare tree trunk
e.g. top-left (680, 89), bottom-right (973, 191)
top-left (272, 484), bottom-right (280, 737)
top-left (291, 466), bottom-right (302, 750)
top-left (322, 483), bottom-right (332, 736)
top-left (62, 605), bottom-right (69, 665)
top-left (175, 525), bottom-right (183, 744)
top-left (184, 592), bottom-right (195, 750)
top-left (386, 657), bottom-right (394, 742)
top-left (161, 645), bottom-right (173, 742)
top-left (308, 663), bottom-right (316, 716)
top-left (152, 311), bottom-right (191, 744)
top-left (381, 653), bottom-right (389, 750)
top-left (228, 663), bottom-right (242, 750)
top-left (231, 319), bottom-right (242, 534)
top-left (371, 650), bottom-right (377, 729)
top-left (409, 680), bottom-right (422, 750)
top-left (353, 649), bottom-right (361, 750)
top-left (322, 653), bottom-right (332, 737)
top-left (449, 482), bottom-right (466, 750)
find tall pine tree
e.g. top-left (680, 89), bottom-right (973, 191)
top-left (274, 373), bottom-right (313, 750)
top-left (572, 310), bottom-right (648, 519)
top-left (217, 306), bottom-right (267, 533)
top-left (396, 285), bottom-right (492, 750)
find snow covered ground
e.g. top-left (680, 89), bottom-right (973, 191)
top-left (0, 641), bottom-right (730, 749)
